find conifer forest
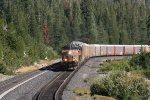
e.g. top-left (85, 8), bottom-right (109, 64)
top-left (0, 0), bottom-right (150, 72)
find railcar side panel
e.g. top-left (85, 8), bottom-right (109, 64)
top-left (89, 45), bottom-right (92, 57)
top-left (91, 45), bottom-right (95, 57)
top-left (125, 45), bottom-right (134, 55)
top-left (107, 45), bottom-right (115, 56)
top-left (95, 45), bottom-right (100, 56)
top-left (134, 45), bottom-right (141, 54)
top-left (100, 45), bottom-right (107, 56)
top-left (82, 45), bottom-right (88, 60)
top-left (115, 45), bottom-right (123, 55)
top-left (144, 45), bottom-right (150, 52)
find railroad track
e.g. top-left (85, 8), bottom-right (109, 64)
top-left (0, 62), bottom-right (62, 100)
top-left (0, 62), bottom-right (62, 95)
top-left (0, 70), bottom-right (43, 95)
top-left (32, 57), bottom-right (125, 100)
top-left (32, 60), bottom-right (87, 100)
top-left (0, 56), bottom-right (127, 100)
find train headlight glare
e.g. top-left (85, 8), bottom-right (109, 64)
top-left (68, 51), bottom-right (72, 54)
top-left (64, 59), bottom-right (67, 61)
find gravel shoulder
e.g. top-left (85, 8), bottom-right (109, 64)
top-left (62, 56), bottom-right (124, 100)
top-left (62, 57), bottom-right (101, 100)
top-left (2, 71), bottom-right (60, 100)
top-left (0, 74), bottom-right (14, 83)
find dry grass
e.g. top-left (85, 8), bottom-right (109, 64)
top-left (128, 71), bottom-right (150, 84)
top-left (93, 95), bottom-right (116, 100)
top-left (15, 66), bottom-right (39, 74)
top-left (72, 95), bottom-right (92, 100)
top-left (15, 59), bottom-right (60, 74)
top-left (72, 95), bottom-right (116, 100)
top-left (73, 87), bottom-right (91, 96)
top-left (144, 78), bottom-right (150, 84)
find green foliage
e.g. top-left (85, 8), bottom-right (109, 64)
top-left (0, 64), bottom-right (7, 74)
top-left (90, 71), bottom-right (150, 100)
top-left (99, 59), bottom-right (131, 72)
top-left (0, 64), bottom-right (13, 75)
top-left (130, 52), bottom-right (150, 70)
top-left (100, 52), bottom-right (150, 78)
top-left (144, 70), bottom-right (150, 78)
top-left (1, 0), bottom-right (150, 46)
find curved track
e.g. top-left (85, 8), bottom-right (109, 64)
top-left (32, 60), bottom-right (87, 100)
top-left (32, 56), bottom-right (127, 100)
top-left (32, 71), bottom-right (71, 100)
top-left (0, 56), bottom-right (129, 100)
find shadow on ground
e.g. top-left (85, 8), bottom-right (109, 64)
top-left (39, 62), bottom-right (74, 72)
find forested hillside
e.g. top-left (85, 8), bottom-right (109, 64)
top-left (0, 0), bottom-right (150, 73)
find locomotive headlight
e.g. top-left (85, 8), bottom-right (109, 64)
top-left (68, 51), bottom-right (72, 54)
top-left (64, 59), bottom-right (67, 62)
top-left (73, 59), bottom-right (75, 61)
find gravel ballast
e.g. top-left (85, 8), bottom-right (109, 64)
top-left (62, 57), bottom-right (101, 100)
top-left (1, 71), bottom-right (60, 100)
top-left (0, 74), bottom-right (14, 83)
top-left (62, 56), bottom-right (124, 100)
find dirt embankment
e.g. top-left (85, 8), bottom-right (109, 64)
top-left (0, 59), bottom-right (61, 82)
top-left (15, 59), bottom-right (61, 74)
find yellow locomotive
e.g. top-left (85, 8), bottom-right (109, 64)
top-left (62, 45), bottom-right (81, 67)
top-left (61, 41), bottom-right (83, 68)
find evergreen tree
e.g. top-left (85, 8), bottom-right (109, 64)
top-left (130, 6), bottom-right (139, 44)
top-left (138, 5), bottom-right (148, 44)
top-left (148, 15), bottom-right (150, 42)
top-left (81, 0), bottom-right (98, 43)
top-left (51, 0), bottom-right (68, 52)
top-left (98, 20), bottom-right (109, 44)
top-left (108, 7), bottom-right (119, 44)
top-left (71, 1), bottom-right (82, 40)
top-left (119, 30), bottom-right (129, 44)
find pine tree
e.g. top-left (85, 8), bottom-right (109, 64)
top-left (129, 6), bottom-right (139, 44)
top-left (148, 15), bottom-right (150, 43)
top-left (108, 6), bottom-right (119, 44)
top-left (51, 0), bottom-right (68, 52)
top-left (119, 30), bottom-right (129, 44)
top-left (81, 0), bottom-right (98, 43)
top-left (71, 1), bottom-right (82, 40)
top-left (138, 5), bottom-right (148, 44)
top-left (98, 20), bottom-right (109, 44)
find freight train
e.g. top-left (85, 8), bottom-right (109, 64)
top-left (61, 41), bottom-right (150, 68)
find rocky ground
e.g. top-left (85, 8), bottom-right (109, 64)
top-left (0, 74), bottom-right (14, 82)
top-left (62, 57), bottom-right (104, 100)
top-left (62, 56), bottom-right (124, 100)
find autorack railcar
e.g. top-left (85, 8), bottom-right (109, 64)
top-left (81, 44), bottom-right (150, 60)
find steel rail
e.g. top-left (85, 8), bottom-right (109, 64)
top-left (55, 59), bottom-right (88, 100)
top-left (32, 59), bottom-right (88, 100)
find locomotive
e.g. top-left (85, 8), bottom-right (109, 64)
top-left (61, 45), bottom-right (80, 67)
top-left (61, 41), bottom-right (84, 68)
top-left (62, 41), bottom-right (150, 69)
